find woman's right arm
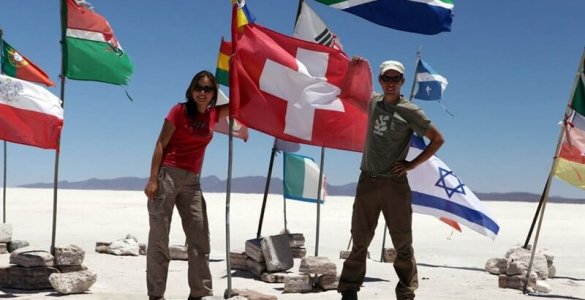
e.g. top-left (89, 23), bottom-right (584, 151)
top-left (144, 120), bottom-right (175, 200)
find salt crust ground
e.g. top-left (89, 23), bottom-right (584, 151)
top-left (0, 188), bottom-right (583, 300)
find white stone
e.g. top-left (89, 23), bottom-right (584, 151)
top-left (49, 270), bottom-right (97, 294)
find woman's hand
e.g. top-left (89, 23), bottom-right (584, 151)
top-left (144, 178), bottom-right (158, 200)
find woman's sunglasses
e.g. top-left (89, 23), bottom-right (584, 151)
top-left (194, 84), bottom-right (215, 93)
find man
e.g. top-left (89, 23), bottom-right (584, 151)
top-left (338, 59), bottom-right (444, 300)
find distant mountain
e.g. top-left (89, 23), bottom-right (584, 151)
top-left (18, 176), bottom-right (585, 203)
top-left (18, 175), bottom-right (355, 196)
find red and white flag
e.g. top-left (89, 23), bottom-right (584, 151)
top-left (230, 23), bottom-right (371, 152)
top-left (0, 74), bottom-right (64, 150)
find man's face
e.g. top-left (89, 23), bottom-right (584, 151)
top-left (379, 69), bottom-right (404, 99)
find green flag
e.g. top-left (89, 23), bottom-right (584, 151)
top-left (62, 0), bottom-right (133, 85)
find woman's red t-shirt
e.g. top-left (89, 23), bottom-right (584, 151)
top-left (162, 103), bottom-right (218, 174)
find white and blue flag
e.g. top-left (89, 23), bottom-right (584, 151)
top-left (408, 136), bottom-right (500, 239)
top-left (413, 59), bottom-right (448, 101)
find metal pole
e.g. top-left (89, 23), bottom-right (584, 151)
top-left (2, 141), bottom-right (5, 224)
top-left (52, 0), bottom-right (68, 256)
top-left (314, 147), bottom-right (325, 256)
top-left (224, 117), bottom-right (234, 299)
top-left (256, 138), bottom-right (277, 238)
top-left (408, 49), bottom-right (421, 101)
top-left (283, 187), bottom-right (288, 233)
top-left (380, 226), bottom-right (387, 262)
top-left (522, 177), bottom-right (550, 249)
top-left (523, 48), bottom-right (585, 293)
top-left (0, 29), bottom-right (7, 224)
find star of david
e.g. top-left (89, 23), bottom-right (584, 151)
top-left (435, 167), bottom-right (466, 198)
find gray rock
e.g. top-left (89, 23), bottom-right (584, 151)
top-left (485, 257), bottom-right (507, 275)
top-left (246, 258), bottom-right (266, 278)
top-left (283, 274), bottom-right (312, 293)
top-left (245, 238), bottom-right (265, 263)
top-left (8, 240), bottom-right (30, 252)
top-left (107, 238), bottom-right (139, 256)
top-left (382, 248), bottom-right (396, 263)
top-left (299, 256), bottom-right (337, 275)
top-left (139, 243), bottom-right (147, 255)
top-left (288, 233), bottom-right (305, 248)
top-left (260, 271), bottom-right (290, 283)
top-left (232, 288), bottom-right (277, 300)
top-left (49, 270), bottom-right (97, 294)
top-left (290, 247), bottom-right (306, 259)
top-left (95, 241), bottom-right (111, 254)
top-left (54, 244), bottom-right (85, 265)
top-left (125, 233), bottom-right (138, 242)
top-left (10, 246), bottom-right (54, 267)
top-left (57, 265), bottom-right (88, 273)
top-left (0, 265), bottom-right (59, 289)
top-left (169, 245), bottom-right (188, 260)
top-left (317, 274), bottom-right (338, 290)
top-left (261, 234), bottom-right (293, 272)
top-left (505, 247), bottom-right (549, 279)
top-left (229, 251), bottom-right (247, 271)
top-left (0, 223), bottom-right (12, 243)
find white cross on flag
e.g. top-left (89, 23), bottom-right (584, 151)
top-left (230, 23), bottom-right (371, 152)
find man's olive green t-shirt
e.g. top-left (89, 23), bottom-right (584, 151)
top-left (360, 93), bottom-right (431, 176)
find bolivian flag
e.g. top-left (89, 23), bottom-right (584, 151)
top-left (555, 70), bottom-right (585, 189)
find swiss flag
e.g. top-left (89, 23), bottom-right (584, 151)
top-left (230, 23), bottom-right (371, 152)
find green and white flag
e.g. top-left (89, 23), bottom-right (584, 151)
top-left (62, 0), bottom-right (133, 85)
top-left (283, 152), bottom-right (326, 203)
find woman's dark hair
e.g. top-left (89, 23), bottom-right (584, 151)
top-left (184, 70), bottom-right (218, 118)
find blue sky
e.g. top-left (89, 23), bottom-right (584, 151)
top-left (1, 0), bottom-right (584, 198)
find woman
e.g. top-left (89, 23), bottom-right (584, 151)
top-left (144, 70), bottom-right (228, 300)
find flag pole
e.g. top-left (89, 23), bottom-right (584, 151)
top-left (51, 0), bottom-right (68, 256)
top-left (522, 48), bottom-right (585, 293)
top-left (256, 138), bottom-right (277, 238)
top-left (522, 177), bottom-right (550, 249)
top-left (293, 0), bottom-right (328, 256)
top-left (314, 146), bottom-right (325, 256)
top-left (224, 117), bottom-right (235, 298)
top-left (2, 141), bottom-right (5, 224)
top-left (408, 49), bottom-right (422, 101)
top-left (0, 28), bottom-right (7, 224)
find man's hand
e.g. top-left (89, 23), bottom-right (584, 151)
top-left (390, 160), bottom-right (417, 176)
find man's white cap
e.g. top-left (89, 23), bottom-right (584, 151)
top-left (379, 60), bottom-right (405, 75)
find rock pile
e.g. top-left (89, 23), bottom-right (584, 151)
top-left (230, 233), bottom-right (339, 296)
top-left (95, 233), bottom-right (146, 256)
top-left (485, 246), bottom-right (555, 293)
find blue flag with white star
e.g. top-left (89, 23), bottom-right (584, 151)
top-left (408, 135), bottom-right (500, 239)
top-left (413, 59), bottom-right (448, 101)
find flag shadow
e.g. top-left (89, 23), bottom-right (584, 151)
top-left (526, 293), bottom-right (585, 300)
top-left (417, 262), bottom-right (485, 272)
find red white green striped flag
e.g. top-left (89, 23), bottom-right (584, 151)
top-left (555, 64), bottom-right (585, 189)
top-left (1, 40), bottom-right (55, 87)
top-left (0, 74), bottom-right (63, 150)
top-left (62, 0), bottom-right (133, 85)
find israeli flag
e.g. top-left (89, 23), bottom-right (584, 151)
top-left (408, 136), bottom-right (500, 239)
top-left (413, 59), bottom-right (448, 101)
